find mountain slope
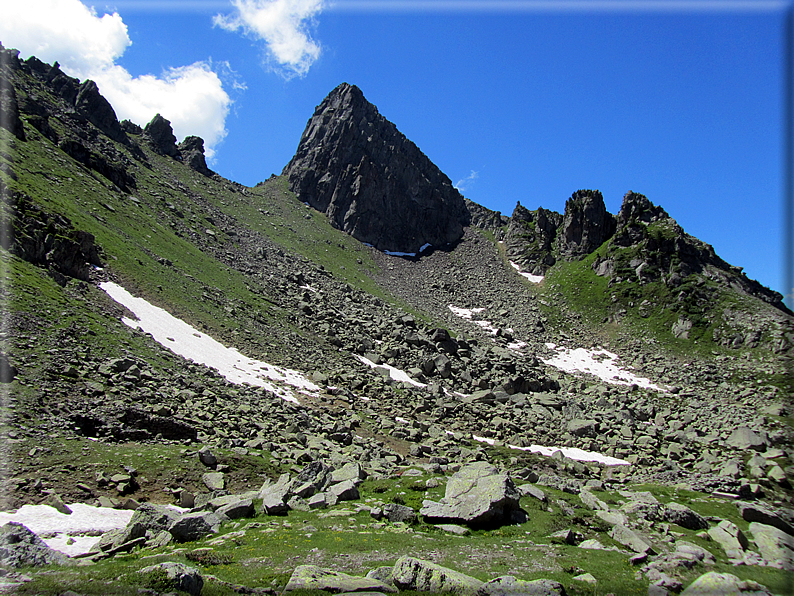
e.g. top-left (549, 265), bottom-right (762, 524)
top-left (1, 45), bottom-right (793, 596)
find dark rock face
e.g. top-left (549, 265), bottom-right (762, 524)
top-left (144, 113), bottom-right (180, 157)
top-left (5, 190), bottom-right (102, 285)
top-left (75, 79), bottom-right (125, 143)
top-left (504, 203), bottom-right (561, 274)
top-left (465, 199), bottom-right (508, 237)
top-left (0, 72), bottom-right (25, 141)
top-left (556, 189), bottom-right (616, 258)
top-left (178, 135), bottom-right (212, 176)
top-left (283, 83), bottom-right (470, 253)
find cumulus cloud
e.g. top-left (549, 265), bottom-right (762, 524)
top-left (0, 0), bottom-right (233, 160)
top-left (214, 0), bottom-right (326, 78)
top-left (454, 170), bottom-right (479, 192)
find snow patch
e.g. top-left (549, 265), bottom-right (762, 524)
top-left (383, 243), bottom-right (433, 257)
top-left (448, 305), bottom-right (485, 319)
top-left (353, 354), bottom-right (426, 388)
top-left (513, 444), bottom-right (630, 466)
top-left (470, 436), bottom-right (629, 466)
top-left (0, 503), bottom-right (135, 557)
top-left (473, 320), bottom-right (498, 335)
top-left (541, 344), bottom-right (664, 391)
top-left (100, 282), bottom-right (320, 404)
top-left (510, 261), bottom-right (544, 283)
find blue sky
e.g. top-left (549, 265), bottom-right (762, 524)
top-left (1, 0), bottom-right (791, 302)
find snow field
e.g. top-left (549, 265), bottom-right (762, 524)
top-left (100, 282), bottom-right (321, 403)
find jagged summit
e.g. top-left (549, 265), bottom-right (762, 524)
top-left (283, 83), bottom-right (470, 253)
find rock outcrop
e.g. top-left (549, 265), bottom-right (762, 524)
top-left (556, 189), bottom-right (615, 258)
top-left (283, 83), bottom-right (470, 253)
top-left (144, 113), bottom-right (179, 157)
top-left (178, 135), bottom-right (213, 176)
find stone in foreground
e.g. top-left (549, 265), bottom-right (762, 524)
top-left (140, 561), bottom-right (203, 596)
top-left (392, 556), bottom-right (484, 595)
top-left (420, 462), bottom-right (520, 527)
top-left (0, 522), bottom-right (68, 567)
top-left (680, 571), bottom-right (773, 596)
top-left (283, 565), bottom-right (397, 593)
top-left (477, 576), bottom-right (567, 596)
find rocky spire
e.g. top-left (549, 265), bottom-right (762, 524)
top-left (283, 83), bottom-right (470, 254)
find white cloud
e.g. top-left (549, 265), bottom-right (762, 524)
top-left (454, 170), bottom-right (478, 192)
top-left (0, 0), bottom-right (129, 76)
top-left (214, 0), bottom-right (326, 78)
top-left (0, 0), bottom-right (234, 160)
top-left (93, 64), bottom-right (231, 160)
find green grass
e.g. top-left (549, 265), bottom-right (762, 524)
top-left (9, 471), bottom-right (794, 596)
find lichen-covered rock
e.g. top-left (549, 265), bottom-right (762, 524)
top-left (680, 571), bottom-right (773, 596)
top-left (749, 521), bottom-right (794, 570)
top-left (283, 564), bottom-right (397, 593)
top-left (128, 503), bottom-right (182, 535)
top-left (140, 561), bottom-right (203, 596)
top-left (420, 462), bottom-right (520, 528)
top-left (663, 502), bottom-right (708, 530)
top-left (392, 556), bottom-right (484, 595)
top-left (383, 503), bottom-right (416, 524)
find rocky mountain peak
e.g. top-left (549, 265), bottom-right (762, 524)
top-left (283, 83), bottom-right (470, 253)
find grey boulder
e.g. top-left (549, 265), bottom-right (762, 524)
top-left (283, 564), bottom-right (397, 593)
top-left (140, 561), bottom-right (203, 596)
top-left (392, 556), bottom-right (484, 595)
top-left (477, 576), bottom-right (567, 596)
top-left (168, 511), bottom-right (222, 542)
top-left (420, 462), bottom-right (520, 527)
top-left (0, 522), bottom-right (68, 567)
top-left (680, 571), bottom-right (773, 596)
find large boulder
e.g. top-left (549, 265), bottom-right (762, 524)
top-left (707, 520), bottom-right (749, 560)
top-left (168, 511), bottom-right (222, 543)
top-left (749, 521), bottom-right (794, 570)
top-left (283, 565), bottom-right (397, 593)
top-left (420, 462), bottom-right (521, 528)
top-left (127, 503), bottom-right (182, 535)
top-left (663, 502), bottom-right (708, 530)
top-left (140, 561), bottom-right (203, 596)
top-left (0, 522), bottom-right (67, 567)
top-left (283, 83), bottom-right (470, 254)
top-left (726, 427), bottom-right (768, 451)
top-left (259, 473), bottom-right (292, 515)
top-left (680, 571), bottom-right (773, 596)
top-left (392, 556), bottom-right (484, 595)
